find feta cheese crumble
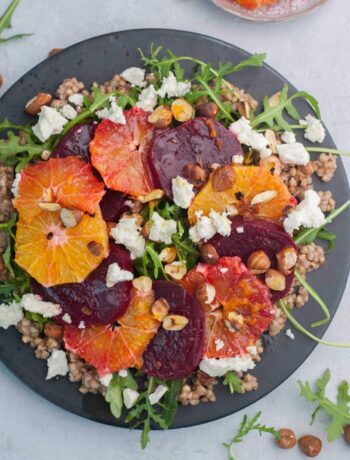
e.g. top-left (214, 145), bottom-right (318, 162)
top-left (276, 142), bottom-right (310, 166)
top-left (215, 338), bottom-right (224, 351)
top-left (236, 226), bottom-right (244, 234)
top-left (199, 355), bottom-right (255, 377)
top-left (32, 106), bottom-right (68, 142)
top-left (11, 172), bottom-right (21, 197)
top-left (46, 349), bottom-right (69, 380)
top-left (281, 131), bottom-right (296, 144)
top-left (229, 117), bottom-right (271, 158)
top-left (68, 93), bottom-right (84, 106)
top-left (157, 71), bottom-right (191, 98)
top-left (62, 313), bottom-right (72, 324)
top-left (96, 96), bottom-right (126, 125)
top-left (283, 189), bottom-right (325, 234)
top-left (149, 384), bottom-right (168, 405)
top-left (209, 210), bottom-right (231, 237)
top-left (0, 301), bottom-right (23, 329)
top-left (20, 293), bottom-right (61, 318)
top-left (123, 388), bottom-right (139, 409)
top-left (60, 104), bottom-right (78, 120)
top-left (232, 154), bottom-right (244, 164)
top-left (110, 215), bottom-right (145, 260)
top-left (285, 328), bottom-right (295, 340)
top-left (149, 211), bottom-right (177, 245)
top-left (106, 262), bottom-right (134, 287)
top-left (136, 84), bottom-right (158, 111)
top-left (172, 176), bottom-right (195, 209)
top-left (100, 374), bottom-right (113, 386)
top-left (121, 67), bottom-right (146, 88)
top-left (78, 321), bottom-right (86, 329)
top-left (189, 209), bottom-right (232, 243)
top-left (300, 114), bottom-right (326, 143)
top-left (118, 369), bottom-right (128, 378)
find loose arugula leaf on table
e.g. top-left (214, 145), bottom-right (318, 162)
top-left (106, 371), bottom-right (138, 419)
top-left (0, 0), bottom-right (31, 44)
top-left (299, 369), bottom-right (350, 441)
top-left (223, 371), bottom-right (242, 395)
top-left (223, 411), bottom-right (280, 460)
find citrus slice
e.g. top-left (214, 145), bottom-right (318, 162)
top-left (13, 156), bottom-right (105, 221)
top-left (64, 288), bottom-right (161, 375)
top-left (15, 208), bottom-right (108, 287)
top-left (188, 165), bottom-right (296, 224)
top-left (90, 108), bottom-right (156, 197)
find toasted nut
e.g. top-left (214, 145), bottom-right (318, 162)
top-left (269, 91), bottom-right (281, 107)
top-left (344, 425), bottom-right (350, 445)
top-left (41, 149), bottom-right (51, 161)
top-left (44, 323), bottom-right (64, 339)
top-left (129, 212), bottom-right (143, 227)
top-left (259, 155), bottom-right (282, 175)
top-left (87, 241), bottom-right (103, 257)
top-left (0, 74), bottom-right (3, 89)
top-left (106, 221), bottom-right (116, 234)
top-left (148, 105), bottom-right (173, 128)
top-left (265, 269), bottom-right (286, 291)
top-left (298, 435), bottom-right (322, 457)
top-left (163, 314), bottom-right (189, 331)
top-left (224, 319), bottom-right (236, 332)
top-left (298, 162), bottom-right (314, 176)
top-left (251, 190), bottom-right (277, 206)
top-left (276, 429), bottom-right (297, 449)
top-left (38, 202), bottom-right (61, 212)
top-left (247, 250), bottom-right (271, 275)
top-left (151, 298), bottom-right (170, 321)
top-left (60, 208), bottom-right (83, 228)
top-left (48, 48), bottom-right (63, 57)
top-left (25, 92), bottom-right (53, 115)
top-left (141, 221), bottom-right (151, 239)
top-left (283, 205), bottom-right (295, 218)
top-left (137, 189), bottom-right (164, 203)
top-left (195, 282), bottom-right (216, 304)
top-left (171, 98), bottom-right (194, 122)
top-left (195, 101), bottom-right (218, 118)
top-left (159, 246), bottom-right (177, 264)
top-left (132, 276), bottom-right (152, 293)
top-left (264, 129), bottom-right (278, 154)
top-left (225, 204), bottom-right (239, 217)
top-left (212, 165), bottom-right (236, 192)
top-left (200, 243), bottom-right (219, 265)
top-left (182, 163), bottom-right (206, 187)
top-left (164, 261), bottom-right (187, 280)
top-left (238, 100), bottom-right (252, 119)
top-left (227, 311), bottom-right (244, 329)
top-left (277, 246), bottom-right (297, 275)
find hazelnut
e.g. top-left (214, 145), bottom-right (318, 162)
top-left (195, 102), bottom-right (218, 118)
top-left (25, 92), bottom-right (53, 115)
top-left (200, 243), bottom-right (219, 265)
top-left (148, 105), bottom-right (173, 128)
top-left (48, 48), bottom-right (63, 57)
top-left (276, 428), bottom-right (297, 449)
top-left (298, 162), bottom-right (314, 176)
top-left (265, 269), bottom-right (286, 291)
top-left (298, 435), bottom-right (322, 457)
top-left (212, 165), bottom-right (236, 192)
top-left (159, 246), bottom-right (177, 264)
top-left (162, 314), bottom-right (189, 331)
top-left (247, 250), bottom-right (271, 275)
top-left (277, 246), bottom-right (297, 275)
top-left (251, 190), bottom-right (277, 206)
top-left (44, 323), bottom-right (64, 339)
top-left (182, 163), bottom-right (206, 187)
top-left (164, 261), bottom-right (187, 280)
top-left (132, 276), bottom-right (152, 293)
top-left (151, 298), bottom-right (170, 321)
top-left (141, 221), bottom-right (151, 239)
top-left (60, 208), bottom-right (83, 228)
top-left (344, 425), bottom-right (350, 445)
top-left (259, 155), bottom-right (282, 175)
top-left (195, 283), bottom-right (216, 304)
top-left (137, 189), bottom-right (164, 203)
top-left (38, 202), bottom-right (61, 212)
top-left (87, 241), bottom-right (104, 257)
top-left (41, 150), bottom-right (51, 161)
top-left (171, 98), bottom-right (194, 122)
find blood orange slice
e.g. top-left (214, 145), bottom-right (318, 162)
top-left (188, 165), bottom-right (296, 225)
top-left (13, 156), bottom-right (105, 221)
top-left (90, 108), bottom-right (156, 197)
top-left (15, 208), bottom-right (108, 287)
top-left (64, 288), bottom-right (161, 375)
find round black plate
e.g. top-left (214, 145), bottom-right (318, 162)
top-left (0, 29), bottom-right (349, 429)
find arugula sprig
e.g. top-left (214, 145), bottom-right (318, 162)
top-left (0, 0), bottom-right (31, 44)
top-left (223, 411), bottom-right (280, 460)
top-left (299, 369), bottom-right (350, 441)
top-left (223, 371), bottom-right (243, 395)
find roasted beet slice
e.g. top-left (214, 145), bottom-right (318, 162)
top-left (100, 189), bottom-right (128, 222)
top-left (142, 281), bottom-right (205, 379)
top-left (148, 117), bottom-right (243, 198)
top-left (31, 243), bottom-right (132, 327)
top-left (52, 123), bottom-right (96, 163)
top-left (209, 216), bottom-right (297, 301)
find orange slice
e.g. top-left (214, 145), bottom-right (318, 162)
top-left (63, 288), bottom-right (161, 375)
top-left (13, 156), bottom-right (105, 221)
top-left (188, 165), bottom-right (296, 225)
top-left (15, 208), bottom-right (108, 287)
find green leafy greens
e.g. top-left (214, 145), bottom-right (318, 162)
top-left (223, 371), bottom-right (242, 395)
top-left (106, 371), bottom-right (138, 419)
top-left (0, 0), bottom-right (31, 44)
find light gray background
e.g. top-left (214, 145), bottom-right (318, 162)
top-left (0, 0), bottom-right (349, 459)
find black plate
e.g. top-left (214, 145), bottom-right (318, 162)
top-left (0, 29), bottom-right (349, 429)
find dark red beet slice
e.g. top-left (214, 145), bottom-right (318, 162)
top-left (209, 216), bottom-right (297, 301)
top-left (142, 280), bottom-right (205, 380)
top-left (52, 123), bottom-right (96, 163)
top-left (148, 117), bottom-right (243, 198)
top-left (31, 243), bottom-right (132, 327)
top-left (100, 189), bottom-right (128, 222)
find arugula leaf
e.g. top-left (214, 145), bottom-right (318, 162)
top-left (299, 370), bottom-right (350, 441)
top-left (25, 311), bottom-right (50, 332)
top-left (159, 379), bottom-right (183, 426)
top-left (306, 147), bottom-right (350, 157)
top-left (223, 411), bottom-right (280, 460)
top-left (223, 371), bottom-right (242, 395)
top-left (0, 0), bottom-right (31, 44)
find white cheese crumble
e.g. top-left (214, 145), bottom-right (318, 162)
top-left (62, 313), bottom-right (72, 324)
top-left (220, 267), bottom-right (228, 274)
top-left (236, 226), bottom-right (244, 234)
top-left (123, 388), bottom-right (139, 409)
top-left (11, 172), bottom-right (21, 197)
top-left (106, 262), bottom-right (134, 287)
top-left (96, 96), bottom-right (126, 124)
top-left (300, 114), bottom-right (326, 143)
top-left (32, 106), bottom-right (68, 142)
top-left (209, 210), bottom-right (232, 237)
top-left (199, 355), bottom-right (255, 377)
top-left (229, 117), bottom-right (271, 158)
top-left (281, 131), bottom-right (296, 144)
top-left (20, 293), bottom-right (61, 318)
top-left (157, 71), bottom-right (191, 98)
top-left (276, 142), bottom-right (310, 166)
top-left (121, 67), bottom-right (146, 87)
top-left (136, 84), bottom-right (158, 111)
top-left (285, 328), bottom-right (295, 340)
top-left (118, 369), bottom-right (128, 378)
top-left (149, 384), bottom-right (168, 405)
top-left (100, 374), bottom-right (113, 387)
top-left (68, 93), bottom-right (84, 106)
top-left (149, 211), bottom-right (177, 245)
top-left (0, 301), bottom-right (23, 329)
top-left (46, 349), bottom-right (69, 380)
top-left (172, 176), bottom-right (195, 209)
top-left (283, 190), bottom-right (325, 234)
top-left (189, 209), bottom-right (232, 243)
top-left (232, 154), bottom-right (244, 164)
top-left (215, 338), bottom-right (224, 351)
top-left (78, 321), bottom-right (86, 329)
top-left (110, 215), bottom-right (145, 260)
top-left (60, 104), bottom-right (78, 120)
